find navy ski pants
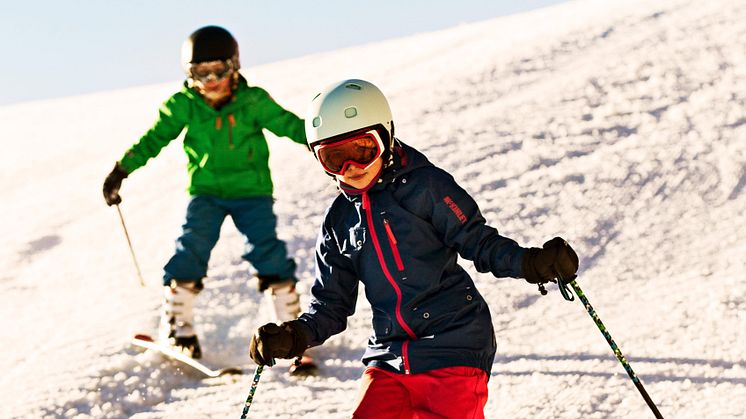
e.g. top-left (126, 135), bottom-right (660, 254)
top-left (163, 195), bottom-right (296, 285)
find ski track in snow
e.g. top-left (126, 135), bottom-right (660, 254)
top-left (1, 0), bottom-right (745, 417)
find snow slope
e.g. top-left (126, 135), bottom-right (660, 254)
top-left (1, 0), bottom-right (745, 417)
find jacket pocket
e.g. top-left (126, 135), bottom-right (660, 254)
top-left (372, 315), bottom-right (392, 339)
top-left (382, 218), bottom-right (405, 271)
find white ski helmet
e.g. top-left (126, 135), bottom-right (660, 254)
top-left (305, 79), bottom-right (394, 154)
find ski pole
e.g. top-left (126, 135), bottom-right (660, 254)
top-left (240, 364), bottom-right (265, 418)
top-left (557, 273), bottom-right (664, 419)
top-left (115, 204), bottom-right (145, 287)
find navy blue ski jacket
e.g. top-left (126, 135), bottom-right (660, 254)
top-left (295, 141), bottom-right (527, 376)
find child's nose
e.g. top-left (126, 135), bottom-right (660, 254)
top-left (345, 165), bottom-right (362, 175)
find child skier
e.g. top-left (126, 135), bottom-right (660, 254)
top-left (249, 79), bottom-right (579, 417)
top-left (103, 26), bottom-right (310, 364)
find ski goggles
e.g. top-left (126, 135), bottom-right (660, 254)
top-left (189, 59), bottom-right (235, 83)
top-left (313, 129), bottom-right (385, 175)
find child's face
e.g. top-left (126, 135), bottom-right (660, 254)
top-left (335, 156), bottom-right (384, 189)
top-left (194, 76), bottom-right (232, 104)
top-left (190, 60), bottom-right (234, 105)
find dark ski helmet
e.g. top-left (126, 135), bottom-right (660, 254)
top-left (180, 26), bottom-right (240, 72)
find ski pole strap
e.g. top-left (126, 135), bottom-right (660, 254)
top-left (240, 365), bottom-right (264, 419)
top-left (561, 274), bottom-right (664, 419)
top-left (539, 267), bottom-right (574, 300)
top-left (556, 274), bottom-right (574, 301)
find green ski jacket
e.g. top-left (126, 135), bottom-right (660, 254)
top-left (118, 76), bottom-right (306, 199)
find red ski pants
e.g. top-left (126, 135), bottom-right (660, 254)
top-left (351, 366), bottom-right (488, 419)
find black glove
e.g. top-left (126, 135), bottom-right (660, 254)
top-left (249, 321), bottom-right (308, 366)
top-left (522, 237), bottom-right (579, 284)
top-left (103, 163), bottom-right (128, 206)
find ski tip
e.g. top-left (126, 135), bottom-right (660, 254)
top-left (134, 334), bottom-right (155, 342)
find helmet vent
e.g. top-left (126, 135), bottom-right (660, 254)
top-left (312, 116), bottom-right (322, 128)
top-left (344, 107), bottom-right (358, 118)
top-left (345, 83), bottom-right (362, 90)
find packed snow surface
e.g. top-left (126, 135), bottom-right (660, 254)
top-left (1, 0), bottom-right (745, 417)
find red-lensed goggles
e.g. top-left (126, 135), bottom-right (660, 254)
top-left (313, 129), bottom-right (385, 175)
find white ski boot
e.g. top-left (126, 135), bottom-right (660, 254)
top-left (266, 280), bottom-right (317, 375)
top-left (159, 280), bottom-right (202, 359)
top-left (268, 280), bottom-right (301, 322)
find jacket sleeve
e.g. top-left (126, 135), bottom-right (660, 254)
top-left (295, 216), bottom-right (359, 347)
top-left (252, 87), bottom-right (307, 145)
top-left (118, 93), bottom-right (189, 174)
top-left (417, 167), bottom-right (526, 278)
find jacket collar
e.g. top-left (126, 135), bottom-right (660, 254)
top-left (338, 140), bottom-right (433, 202)
top-left (181, 75), bottom-right (251, 113)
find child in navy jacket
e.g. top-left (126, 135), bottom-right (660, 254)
top-left (250, 79), bottom-right (579, 418)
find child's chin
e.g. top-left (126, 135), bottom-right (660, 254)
top-left (345, 178), bottom-right (367, 188)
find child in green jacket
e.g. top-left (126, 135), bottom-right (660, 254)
top-left (103, 26), bottom-right (309, 363)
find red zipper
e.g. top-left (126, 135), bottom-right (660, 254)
top-left (382, 219), bottom-right (405, 271)
top-left (363, 193), bottom-right (416, 373)
top-left (383, 217), bottom-right (409, 371)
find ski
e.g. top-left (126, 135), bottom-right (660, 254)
top-left (289, 354), bottom-right (319, 376)
top-left (131, 334), bottom-right (242, 378)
